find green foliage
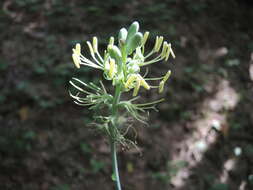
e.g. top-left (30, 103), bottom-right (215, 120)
top-left (90, 159), bottom-right (105, 173)
top-left (80, 143), bottom-right (92, 154)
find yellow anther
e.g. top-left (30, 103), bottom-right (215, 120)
top-left (76, 43), bottom-right (81, 54)
top-left (125, 74), bottom-right (137, 88)
top-left (153, 36), bottom-right (159, 52)
top-left (155, 36), bottom-right (163, 52)
top-left (142, 31), bottom-right (149, 46)
top-left (72, 53), bottom-right (80, 69)
top-left (139, 76), bottom-right (150, 90)
top-left (165, 44), bottom-right (171, 61)
top-left (92, 37), bottom-right (98, 53)
top-left (159, 81), bottom-right (165, 93)
top-left (133, 78), bottom-right (141, 96)
top-left (109, 59), bottom-right (116, 78)
top-left (72, 43), bottom-right (81, 55)
top-left (161, 41), bottom-right (168, 58)
top-left (163, 70), bottom-right (171, 82)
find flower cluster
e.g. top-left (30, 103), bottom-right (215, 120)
top-left (71, 21), bottom-right (175, 97)
top-left (69, 22), bottom-right (175, 190)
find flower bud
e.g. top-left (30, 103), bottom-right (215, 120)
top-left (118, 28), bottom-right (128, 44)
top-left (108, 45), bottom-right (122, 63)
top-left (126, 21), bottom-right (139, 44)
top-left (126, 32), bottom-right (143, 55)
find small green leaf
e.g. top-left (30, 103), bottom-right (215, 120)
top-left (111, 173), bottom-right (116, 181)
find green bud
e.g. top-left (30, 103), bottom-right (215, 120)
top-left (109, 36), bottom-right (114, 46)
top-left (126, 21), bottom-right (139, 44)
top-left (118, 28), bottom-right (128, 45)
top-left (126, 32), bottom-right (143, 55)
top-left (108, 45), bottom-right (122, 63)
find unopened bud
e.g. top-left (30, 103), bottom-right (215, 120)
top-left (118, 28), bottom-right (128, 43)
top-left (126, 32), bottom-right (143, 55)
top-left (108, 45), bottom-right (122, 63)
top-left (126, 21), bottom-right (139, 44)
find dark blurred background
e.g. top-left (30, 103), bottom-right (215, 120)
top-left (0, 0), bottom-right (253, 190)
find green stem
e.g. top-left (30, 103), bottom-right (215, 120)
top-left (110, 138), bottom-right (122, 190)
top-left (110, 84), bottom-right (122, 190)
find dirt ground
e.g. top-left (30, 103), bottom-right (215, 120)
top-left (0, 0), bottom-right (253, 190)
